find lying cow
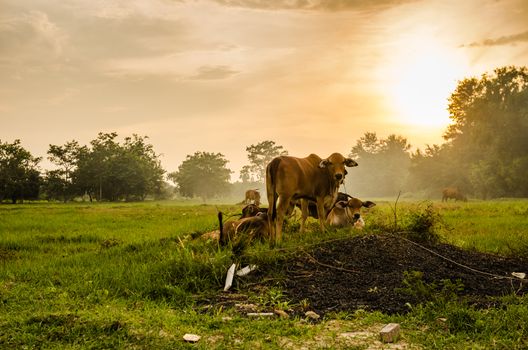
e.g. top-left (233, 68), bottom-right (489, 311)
top-left (266, 153), bottom-right (358, 242)
top-left (241, 203), bottom-right (268, 218)
top-left (218, 211), bottom-right (269, 248)
top-left (442, 187), bottom-right (467, 202)
top-left (326, 197), bottom-right (376, 229)
top-left (289, 192), bottom-right (353, 219)
top-left (244, 189), bottom-right (261, 206)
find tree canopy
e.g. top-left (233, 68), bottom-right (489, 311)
top-left (169, 151), bottom-right (232, 201)
top-left (243, 140), bottom-right (288, 182)
top-left (0, 139), bottom-right (41, 203)
top-left (410, 66), bottom-right (528, 198)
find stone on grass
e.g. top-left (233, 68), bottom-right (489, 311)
top-left (183, 333), bottom-right (201, 343)
top-left (380, 323), bottom-right (400, 343)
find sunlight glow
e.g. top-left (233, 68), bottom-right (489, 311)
top-left (383, 36), bottom-right (468, 128)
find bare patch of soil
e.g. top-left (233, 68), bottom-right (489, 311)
top-left (246, 234), bottom-right (528, 315)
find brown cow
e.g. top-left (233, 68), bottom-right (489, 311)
top-left (266, 153), bottom-right (358, 242)
top-left (326, 197), bottom-right (376, 228)
top-left (218, 211), bottom-right (269, 247)
top-left (244, 189), bottom-right (261, 206)
top-left (442, 187), bottom-right (467, 202)
top-left (241, 203), bottom-right (268, 218)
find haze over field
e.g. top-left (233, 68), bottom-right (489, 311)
top-left (2, 0), bottom-right (528, 178)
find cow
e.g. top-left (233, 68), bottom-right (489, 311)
top-left (266, 153), bottom-right (358, 243)
top-left (326, 197), bottom-right (376, 228)
top-left (290, 192), bottom-right (353, 219)
top-left (244, 189), bottom-right (261, 206)
top-left (218, 211), bottom-right (269, 248)
top-left (241, 203), bottom-right (268, 219)
top-left (442, 187), bottom-right (467, 202)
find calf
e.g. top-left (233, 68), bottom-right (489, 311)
top-left (218, 211), bottom-right (269, 247)
top-left (326, 197), bottom-right (376, 229)
top-left (241, 203), bottom-right (268, 219)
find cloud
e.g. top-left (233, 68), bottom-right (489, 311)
top-left (189, 65), bottom-right (239, 80)
top-left (463, 30), bottom-right (528, 47)
top-left (0, 10), bottom-right (67, 60)
top-left (210, 0), bottom-right (417, 11)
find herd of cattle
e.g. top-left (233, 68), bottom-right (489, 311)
top-left (218, 152), bottom-right (375, 246)
top-left (216, 152), bottom-right (468, 247)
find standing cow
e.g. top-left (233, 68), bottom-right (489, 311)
top-left (266, 153), bottom-right (358, 243)
top-left (442, 187), bottom-right (467, 202)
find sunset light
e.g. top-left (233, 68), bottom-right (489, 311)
top-left (382, 35), bottom-right (468, 129)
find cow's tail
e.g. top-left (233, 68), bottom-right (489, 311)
top-left (266, 157), bottom-right (281, 241)
top-left (218, 211), bottom-right (226, 246)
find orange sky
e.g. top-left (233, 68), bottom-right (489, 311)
top-left (1, 0), bottom-right (528, 180)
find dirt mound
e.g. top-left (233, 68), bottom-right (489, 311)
top-left (258, 234), bottom-right (528, 315)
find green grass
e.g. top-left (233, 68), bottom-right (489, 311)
top-left (1, 200), bottom-right (528, 348)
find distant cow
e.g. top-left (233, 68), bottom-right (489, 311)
top-left (266, 153), bottom-right (358, 242)
top-left (244, 189), bottom-right (261, 206)
top-left (442, 187), bottom-right (467, 202)
top-left (326, 197), bottom-right (376, 229)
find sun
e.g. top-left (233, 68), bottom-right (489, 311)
top-left (382, 37), bottom-right (467, 128)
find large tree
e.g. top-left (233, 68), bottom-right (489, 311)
top-left (169, 152), bottom-right (232, 202)
top-left (444, 66), bottom-right (528, 198)
top-left (0, 139), bottom-right (41, 203)
top-left (243, 140), bottom-right (288, 182)
top-left (74, 133), bottom-right (165, 201)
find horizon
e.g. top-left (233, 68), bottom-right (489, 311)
top-left (2, 0), bottom-right (528, 181)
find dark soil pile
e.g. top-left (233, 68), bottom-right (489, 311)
top-left (251, 234), bottom-right (528, 315)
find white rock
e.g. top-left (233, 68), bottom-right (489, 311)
top-left (183, 333), bottom-right (201, 343)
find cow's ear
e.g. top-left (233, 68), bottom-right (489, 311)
top-left (319, 159), bottom-right (330, 168)
top-left (335, 200), bottom-right (348, 209)
top-left (362, 201), bottom-right (376, 208)
top-left (345, 158), bottom-right (358, 167)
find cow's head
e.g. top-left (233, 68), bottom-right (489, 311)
top-left (319, 153), bottom-right (358, 182)
top-left (334, 197), bottom-right (376, 223)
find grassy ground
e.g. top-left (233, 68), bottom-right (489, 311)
top-left (1, 200), bottom-right (528, 349)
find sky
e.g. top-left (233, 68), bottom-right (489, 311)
top-left (1, 0), bottom-right (528, 180)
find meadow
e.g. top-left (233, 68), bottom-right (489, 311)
top-left (1, 199), bottom-right (528, 349)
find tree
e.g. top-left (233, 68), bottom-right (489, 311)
top-left (43, 140), bottom-right (82, 202)
top-left (74, 133), bottom-right (165, 201)
top-left (243, 140), bottom-right (288, 182)
top-left (0, 139), bottom-right (41, 203)
top-left (444, 66), bottom-right (528, 198)
top-left (346, 132), bottom-right (411, 197)
top-left (169, 152), bottom-right (232, 202)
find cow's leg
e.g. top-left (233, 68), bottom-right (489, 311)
top-left (300, 199), bottom-right (309, 234)
top-left (316, 198), bottom-right (327, 232)
top-left (275, 194), bottom-right (292, 243)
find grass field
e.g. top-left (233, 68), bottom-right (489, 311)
top-left (1, 199), bottom-right (528, 349)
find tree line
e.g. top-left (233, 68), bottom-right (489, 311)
top-left (1, 66), bottom-right (527, 203)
